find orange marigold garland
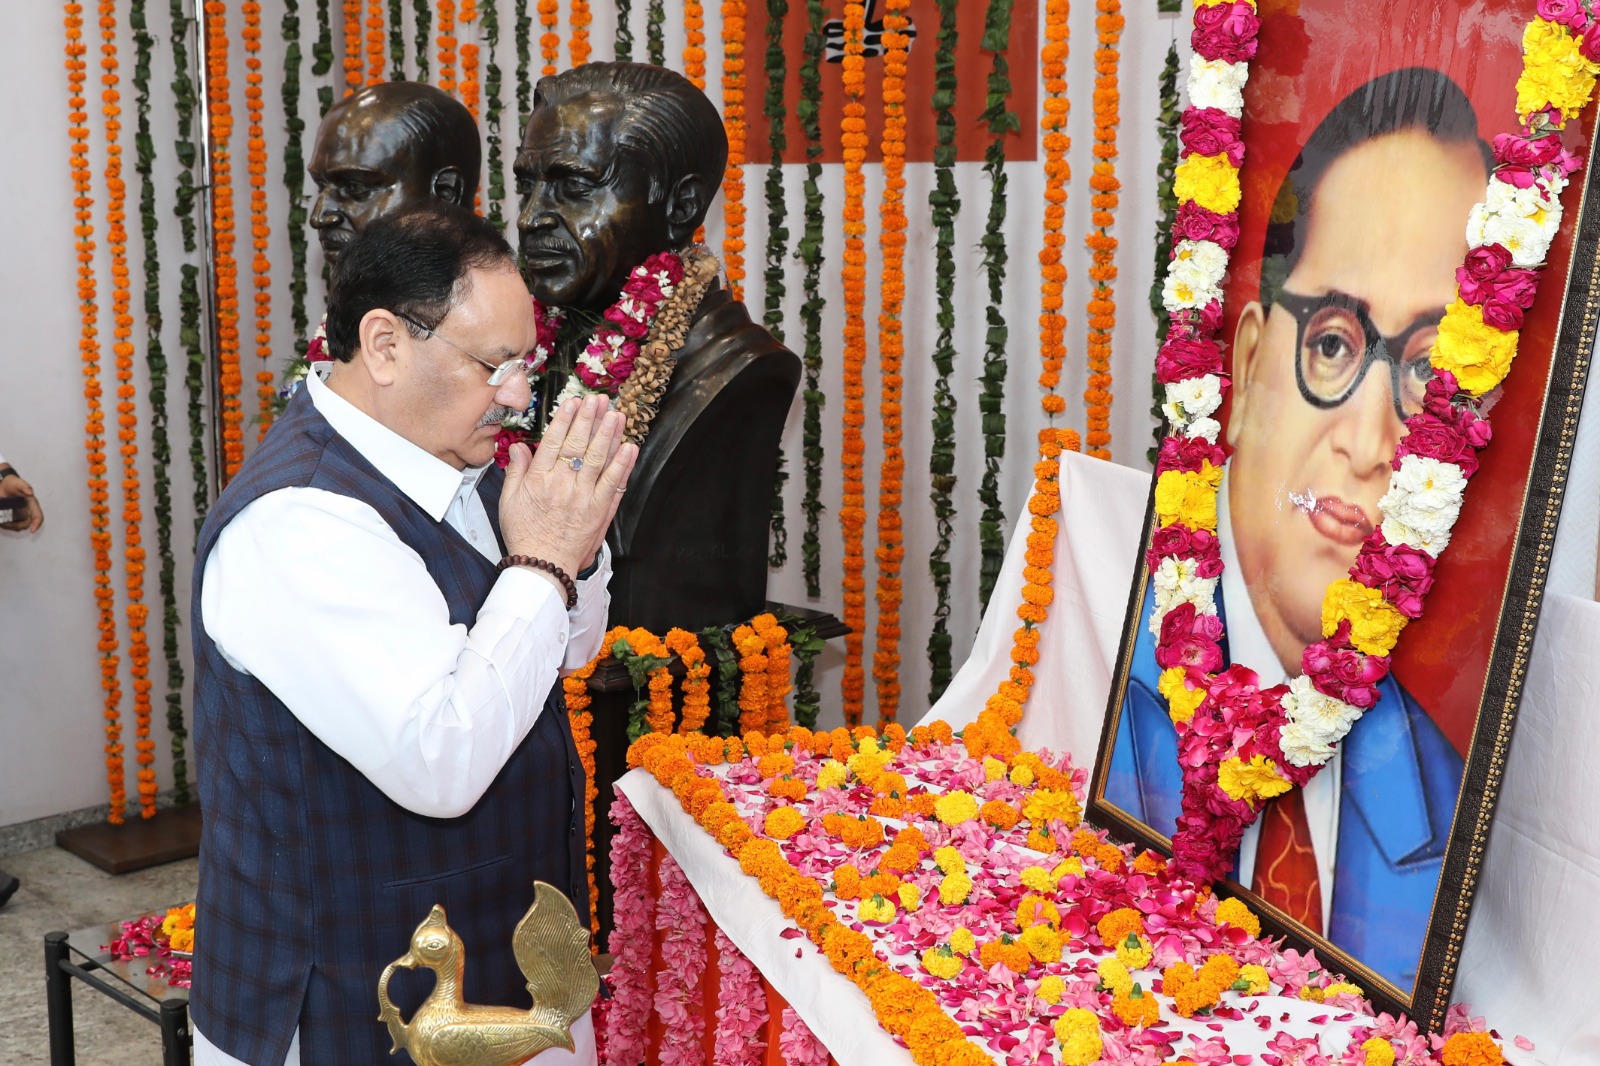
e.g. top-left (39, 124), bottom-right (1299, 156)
top-left (873, 0), bottom-right (909, 728)
top-left (755, 613), bottom-right (792, 732)
top-left (1037, 0), bottom-right (1070, 425)
top-left (563, 641), bottom-right (610, 941)
top-left (70, 0), bottom-right (125, 822)
top-left (437, 0), bottom-right (457, 94)
top-left (460, 42), bottom-right (481, 120)
top-left (569, 0), bottom-right (591, 66)
top-left (366, 0), bottom-right (387, 84)
top-left (719, 0), bottom-right (746, 300)
top-left (538, 0), bottom-right (559, 77)
top-left (682, 0), bottom-right (707, 88)
top-left (245, 1), bottom-right (275, 442)
top-left (838, 0), bottom-right (868, 726)
top-left (634, 627), bottom-right (677, 736)
top-left (733, 621), bottom-right (770, 734)
top-left (1083, 0), bottom-right (1123, 457)
top-left (343, 0), bottom-right (363, 91)
top-left (666, 628), bottom-right (713, 734)
top-left (206, 1), bottom-right (245, 480)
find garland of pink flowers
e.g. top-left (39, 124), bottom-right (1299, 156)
top-left (1151, 0), bottom-right (1598, 883)
top-left (711, 930), bottom-right (768, 1065)
top-left (653, 852), bottom-right (709, 1066)
top-left (603, 793), bottom-right (656, 1066)
top-left (777, 1007), bottom-right (831, 1065)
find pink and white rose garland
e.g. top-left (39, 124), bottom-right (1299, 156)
top-left (1149, 0), bottom-right (1599, 884)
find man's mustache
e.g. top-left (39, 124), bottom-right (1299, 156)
top-left (478, 404), bottom-right (517, 428)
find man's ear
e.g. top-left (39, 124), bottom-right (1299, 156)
top-left (431, 167), bottom-right (468, 207)
top-left (1227, 300), bottom-right (1266, 450)
top-left (358, 308), bottom-right (405, 387)
top-left (663, 172), bottom-right (712, 247)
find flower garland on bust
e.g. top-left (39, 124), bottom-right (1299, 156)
top-left (1150, 0), bottom-right (1598, 884)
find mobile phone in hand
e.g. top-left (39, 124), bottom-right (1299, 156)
top-left (0, 495), bottom-right (30, 526)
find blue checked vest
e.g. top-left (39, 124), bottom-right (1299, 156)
top-left (190, 389), bottom-right (588, 1066)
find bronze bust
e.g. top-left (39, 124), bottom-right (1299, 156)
top-left (309, 82), bottom-right (481, 265)
top-left (515, 63), bottom-right (800, 634)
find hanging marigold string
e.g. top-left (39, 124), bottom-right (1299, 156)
top-left (343, 0), bottom-right (363, 91)
top-left (733, 621), bottom-right (770, 734)
top-left (562, 635), bottom-right (613, 942)
top-left (838, 0), bottom-right (868, 726)
top-left (719, 0), bottom-right (746, 301)
top-left (682, 0), bottom-right (707, 88)
top-left (538, 0), bottom-right (558, 76)
top-left (758, 614), bottom-right (792, 732)
top-left (245, 1), bottom-right (275, 441)
top-left (874, 0), bottom-right (909, 728)
top-left (1083, 0), bottom-right (1123, 458)
top-left (797, 0), bottom-right (826, 599)
top-left (1037, 0), bottom-right (1070, 429)
top-left (460, 43), bottom-right (481, 121)
top-left (666, 628), bottom-right (712, 734)
top-left (68, 0), bottom-right (124, 823)
top-left (437, 0), bottom-right (457, 94)
top-left (569, 0), bottom-right (591, 65)
top-left (206, 0), bottom-right (245, 481)
top-left (367, 0), bottom-right (387, 83)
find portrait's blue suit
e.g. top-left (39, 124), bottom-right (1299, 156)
top-left (1106, 581), bottom-right (1464, 991)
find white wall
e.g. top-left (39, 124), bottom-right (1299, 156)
top-left (0, 0), bottom-right (1185, 826)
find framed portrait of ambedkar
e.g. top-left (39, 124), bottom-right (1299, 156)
top-left (1088, 0), bottom-right (1600, 1028)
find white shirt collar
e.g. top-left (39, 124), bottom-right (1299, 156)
top-left (306, 371), bottom-right (488, 523)
top-left (1218, 470), bottom-right (1290, 687)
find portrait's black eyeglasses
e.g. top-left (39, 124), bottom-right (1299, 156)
top-left (394, 310), bottom-right (528, 387)
top-left (1275, 290), bottom-right (1439, 423)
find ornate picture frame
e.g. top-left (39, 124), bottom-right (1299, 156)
top-left (1088, 0), bottom-right (1600, 1027)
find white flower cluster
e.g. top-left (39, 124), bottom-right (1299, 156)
top-left (1162, 239), bottom-right (1229, 310)
top-left (1148, 556), bottom-right (1221, 637)
top-left (1378, 454), bottom-right (1467, 557)
top-left (1161, 373), bottom-right (1224, 435)
top-left (1187, 57), bottom-right (1249, 118)
top-left (1465, 175), bottom-right (1568, 268)
top-left (1277, 675), bottom-right (1362, 768)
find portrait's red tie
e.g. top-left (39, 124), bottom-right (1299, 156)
top-left (1250, 788), bottom-right (1323, 933)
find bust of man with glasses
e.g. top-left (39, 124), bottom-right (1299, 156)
top-left (1106, 67), bottom-right (1481, 990)
top-left (514, 61), bottom-right (801, 634)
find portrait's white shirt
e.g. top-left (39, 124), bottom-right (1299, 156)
top-left (1219, 473), bottom-right (1341, 931)
top-left (193, 371), bottom-right (601, 1066)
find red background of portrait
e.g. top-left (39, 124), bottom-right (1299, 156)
top-left (1216, 0), bottom-right (1594, 756)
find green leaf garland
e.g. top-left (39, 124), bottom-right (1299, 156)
top-left (389, 0), bottom-right (407, 77)
top-left (1149, 40), bottom-right (1180, 463)
top-left (515, 0), bottom-right (531, 141)
top-left (170, 0), bottom-right (210, 545)
top-left (484, 0), bottom-right (506, 229)
top-left (926, 0), bottom-right (960, 701)
top-left (615, 0), bottom-right (634, 60)
top-left (135, 0), bottom-right (189, 805)
top-left (764, 0), bottom-right (790, 570)
top-left (413, 0), bottom-right (431, 83)
top-left (796, 0), bottom-right (826, 598)
top-left (976, 0), bottom-right (1018, 611)
top-left (284, 1), bottom-right (310, 348)
top-left (701, 625), bottom-right (743, 736)
top-left (315, 0), bottom-right (335, 116)
top-left (776, 614), bottom-right (826, 730)
top-left (646, 0), bottom-right (666, 65)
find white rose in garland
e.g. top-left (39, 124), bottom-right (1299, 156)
top-left (1187, 57), bottom-right (1249, 116)
top-left (1378, 455), bottom-right (1468, 556)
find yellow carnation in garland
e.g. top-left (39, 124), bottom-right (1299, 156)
top-left (1054, 1008), bottom-right (1104, 1066)
top-left (1515, 19), bottom-right (1600, 121)
top-left (935, 790), bottom-right (979, 826)
top-left (1431, 299), bottom-right (1521, 397)
top-left (1174, 153), bottom-right (1243, 215)
top-left (1217, 754), bottom-right (1292, 804)
top-left (1159, 665), bottom-right (1207, 723)
top-left (1154, 462), bottom-right (1223, 531)
top-left (1322, 578), bottom-right (1409, 657)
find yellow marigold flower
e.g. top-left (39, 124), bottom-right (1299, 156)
top-left (859, 893), bottom-right (896, 924)
top-left (1159, 665), bottom-right (1207, 723)
top-left (933, 845), bottom-right (966, 875)
top-left (1021, 923), bottom-right (1064, 964)
top-left (1096, 906), bottom-right (1145, 947)
top-left (1325, 981), bottom-right (1363, 998)
top-left (1515, 19), bottom-right (1599, 120)
top-left (1237, 963), bottom-right (1271, 994)
top-left (1022, 788), bottom-right (1082, 829)
top-left (1021, 865), bottom-right (1057, 893)
top-left (1054, 1008), bottom-right (1104, 1066)
top-left (1440, 1031), bottom-right (1506, 1066)
top-left (833, 864), bottom-right (861, 899)
top-left (757, 751), bottom-right (796, 779)
top-left (764, 806), bottom-right (806, 840)
top-left (1217, 754), bottom-right (1292, 804)
top-left (1116, 932), bottom-right (1154, 970)
top-left (950, 926), bottom-right (977, 956)
top-left (921, 945), bottom-right (963, 980)
top-left (1199, 953), bottom-right (1240, 989)
top-left (1037, 975), bottom-right (1066, 1005)
top-left (898, 883), bottom-right (920, 911)
top-left (857, 735), bottom-right (879, 755)
top-left (1154, 465), bottom-right (1223, 531)
top-left (1052, 856), bottom-right (1085, 879)
top-left (935, 790), bottom-right (979, 826)
top-left (1097, 956), bottom-right (1133, 997)
top-left (1174, 153), bottom-right (1243, 216)
top-left (169, 927), bottom-right (194, 953)
top-left (1214, 897), bottom-right (1261, 937)
top-left (983, 756), bottom-right (1008, 781)
top-left (1322, 578), bottom-right (1409, 657)
top-left (1299, 985), bottom-right (1327, 1003)
top-left (1431, 299), bottom-right (1521, 397)
top-left (939, 871), bottom-right (973, 906)
top-left (1008, 763), bottom-right (1036, 786)
top-left (1363, 1037), bottom-right (1397, 1066)
top-left (847, 748), bottom-right (891, 783)
top-left (815, 759), bottom-right (849, 791)
top-left (1027, 826), bottom-right (1057, 852)
top-left (1112, 985), bottom-right (1161, 1028)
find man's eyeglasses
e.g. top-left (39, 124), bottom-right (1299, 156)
top-left (394, 310), bottom-right (528, 387)
top-left (1275, 290), bottom-right (1439, 422)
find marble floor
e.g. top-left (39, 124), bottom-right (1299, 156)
top-left (0, 845), bottom-right (198, 1065)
